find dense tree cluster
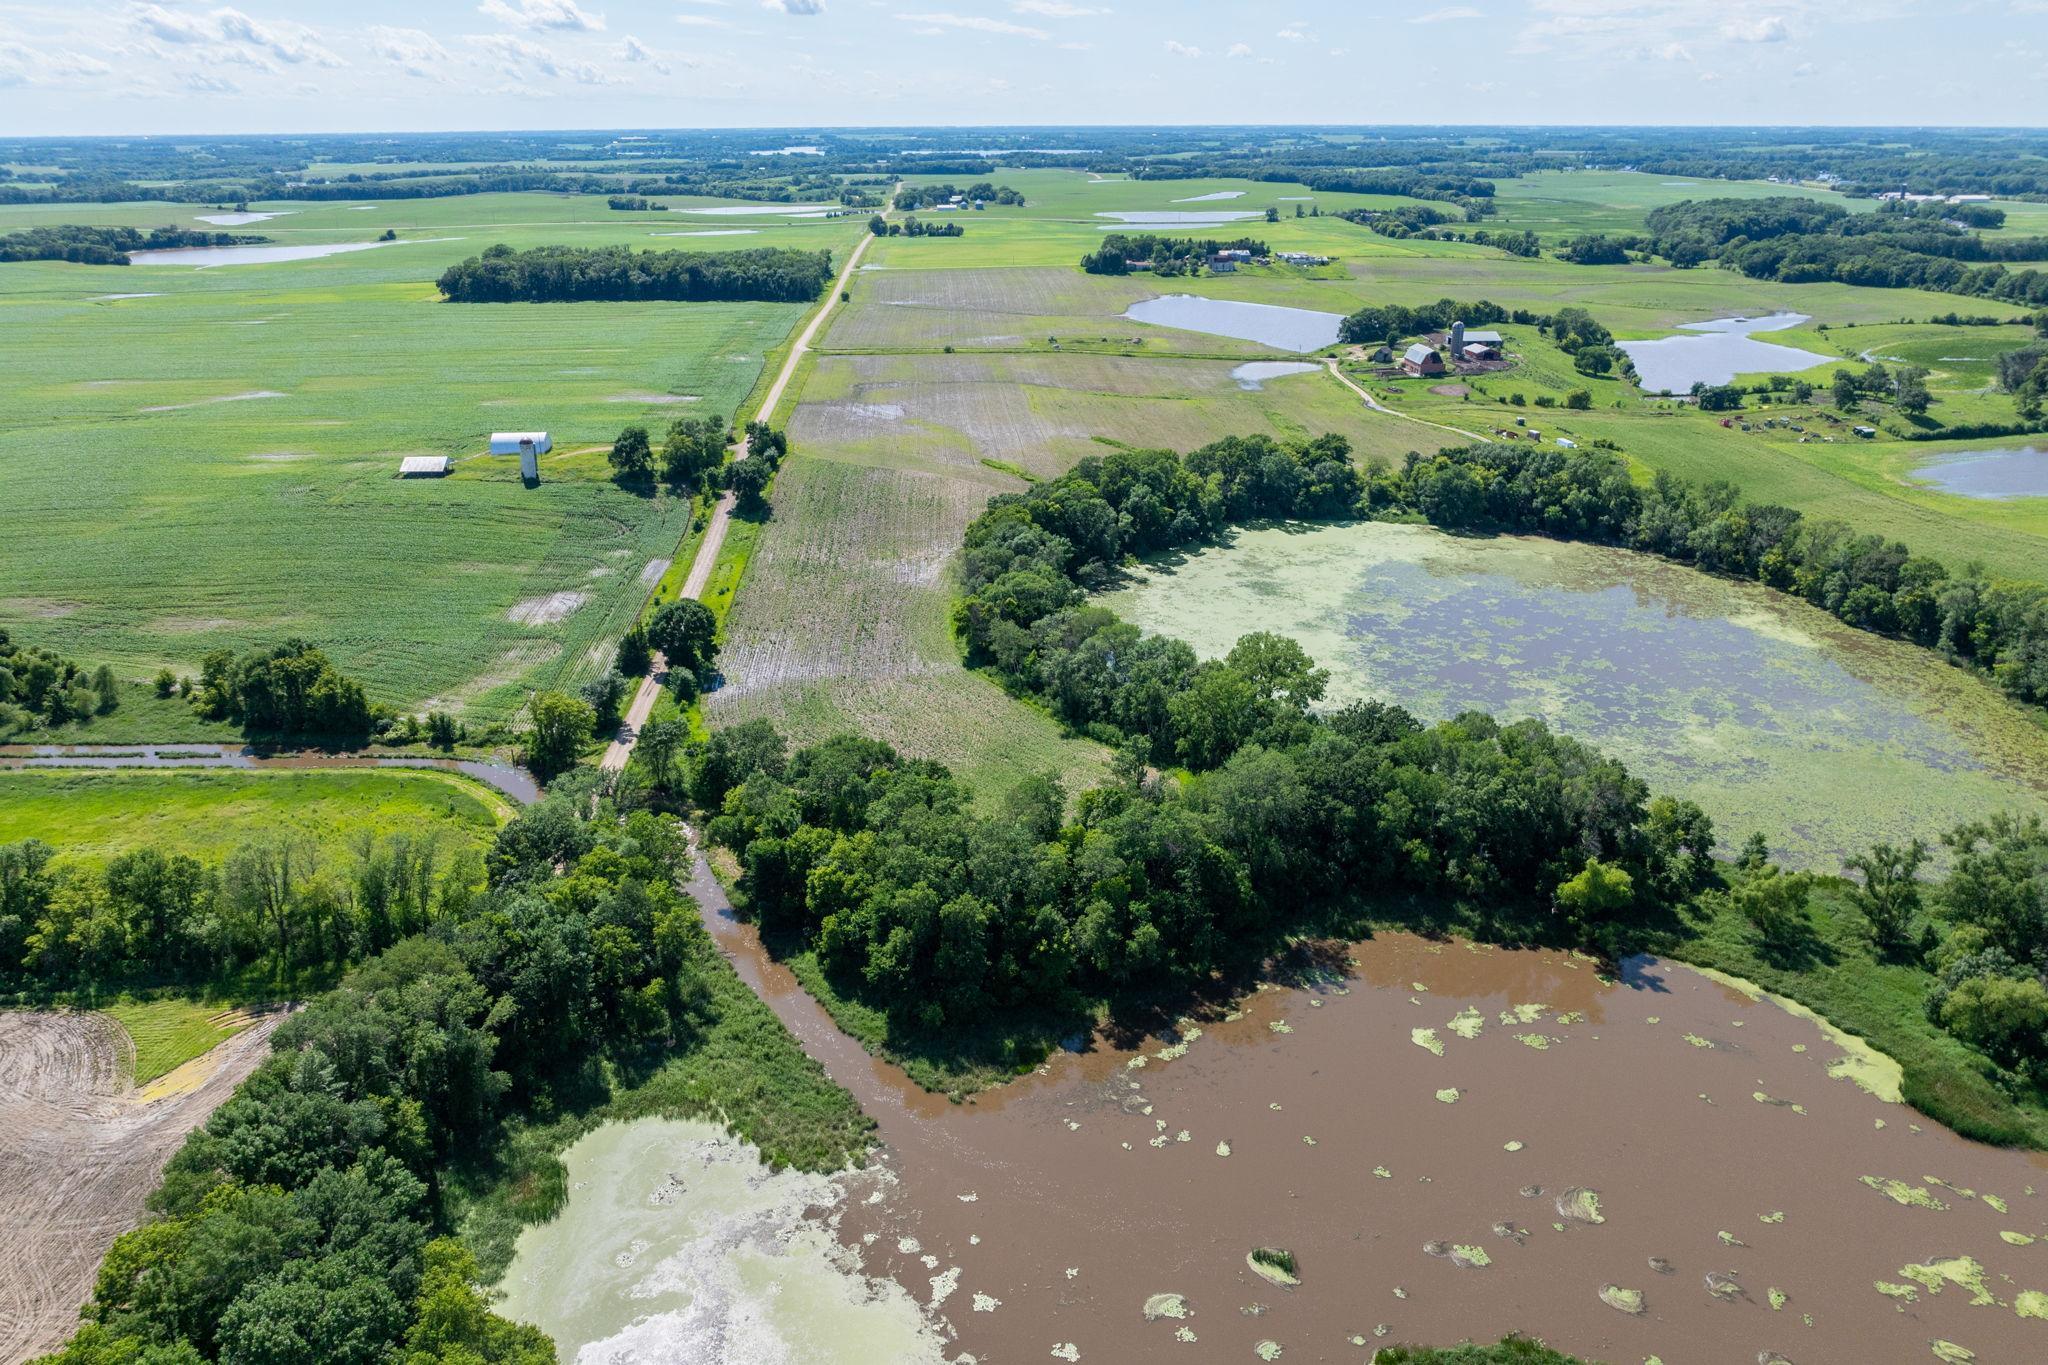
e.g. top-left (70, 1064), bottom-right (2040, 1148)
top-left (1639, 196), bottom-right (2048, 305)
top-left (1999, 342), bottom-right (2048, 417)
top-left (0, 629), bottom-right (118, 734)
top-left (1466, 228), bottom-right (1542, 257)
top-left (194, 640), bottom-right (371, 742)
top-left (1335, 204), bottom-right (1461, 239)
top-left (869, 214), bottom-right (964, 237)
top-left (1, 829), bottom-right (480, 989)
top-left (605, 195), bottom-right (667, 211)
top-left (891, 182), bottom-right (1024, 209)
top-left (0, 225), bottom-right (261, 264)
top-left (436, 244), bottom-right (834, 304)
top-left (33, 797), bottom-right (718, 1365)
top-left (1555, 234), bottom-right (1637, 265)
top-left (1080, 234), bottom-right (1267, 276)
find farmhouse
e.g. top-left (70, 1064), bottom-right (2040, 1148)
top-left (1400, 343), bottom-right (1445, 377)
top-left (1276, 252), bottom-right (1331, 266)
top-left (489, 431), bottom-right (551, 456)
top-left (398, 455), bottom-right (450, 477)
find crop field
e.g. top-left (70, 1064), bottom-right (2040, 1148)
top-left (708, 346), bottom-right (1448, 796)
top-left (0, 1008), bottom-right (281, 1364)
top-left (98, 998), bottom-right (258, 1086)
top-left (0, 768), bottom-right (509, 864)
top-left (0, 195), bottom-right (863, 720)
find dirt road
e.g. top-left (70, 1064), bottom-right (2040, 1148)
top-left (0, 1009), bottom-right (283, 1364)
top-left (1324, 357), bottom-right (1488, 442)
top-left (602, 215), bottom-right (884, 774)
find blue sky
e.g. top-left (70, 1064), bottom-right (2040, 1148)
top-left (1, 0), bottom-right (2043, 136)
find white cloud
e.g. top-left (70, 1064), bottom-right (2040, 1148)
top-left (186, 70), bottom-right (239, 91)
top-left (1275, 26), bottom-right (1313, 41)
top-left (1164, 38), bottom-right (1200, 56)
top-left (1652, 41), bottom-right (1692, 59)
top-left (1411, 7), bottom-right (1482, 21)
top-left (895, 11), bottom-right (1048, 37)
top-left (469, 31), bottom-right (616, 82)
top-left (367, 26), bottom-right (452, 78)
top-left (621, 34), bottom-right (671, 73)
top-left (477, 0), bottom-right (606, 32)
top-left (126, 5), bottom-right (342, 68)
top-left (763, 0), bottom-right (826, 12)
top-left (0, 41), bottom-right (114, 87)
top-left (1723, 14), bottom-right (1789, 41)
top-left (1226, 41), bottom-right (1252, 57)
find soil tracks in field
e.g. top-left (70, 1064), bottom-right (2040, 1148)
top-left (0, 1009), bottom-right (282, 1365)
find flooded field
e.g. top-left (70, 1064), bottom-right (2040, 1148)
top-left (1125, 295), bottom-right (1344, 352)
top-left (1099, 521), bottom-right (2048, 863)
top-left (1620, 313), bottom-right (1835, 394)
top-left (1912, 444), bottom-right (2048, 499)
top-left (125, 240), bottom-right (404, 267)
top-left (512, 866), bottom-right (2048, 1364)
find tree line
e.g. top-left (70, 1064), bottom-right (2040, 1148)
top-left (1081, 234), bottom-right (1268, 276)
top-left (868, 214), bottom-right (964, 237)
top-left (436, 244), bottom-right (835, 304)
top-left (0, 225), bottom-right (262, 265)
top-left (0, 629), bottom-right (120, 734)
top-left (194, 640), bottom-right (373, 742)
top-left (891, 182), bottom-right (1024, 210)
top-left (29, 790), bottom-right (749, 1365)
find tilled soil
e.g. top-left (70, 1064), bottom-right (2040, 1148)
top-left (0, 1009), bottom-right (281, 1365)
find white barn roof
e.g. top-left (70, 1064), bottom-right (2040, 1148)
top-left (1403, 344), bottom-right (1438, 365)
top-left (399, 455), bottom-right (450, 476)
top-left (489, 431), bottom-right (552, 454)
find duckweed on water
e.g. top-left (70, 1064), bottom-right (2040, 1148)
top-left (1983, 1193), bottom-right (2009, 1214)
top-left (1504, 1140), bottom-right (1525, 1152)
top-left (1501, 1003), bottom-right (1549, 1026)
top-left (1769, 1287), bottom-right (1789, 1310)
top-left (1684, 1033), bottom-right (1714, 1048)
top-left (1412, 1028), bottom-right (1445, 1056)
top-left (1876, 1281), bottom-right (1921, 1303)
top-left (1051, 1344), bottom-right (1080, 1361)
top-left (2015, 1290), bottom-right (2048, 1319)
top-left (1447, 1007), bottom-right (1486, 1040)
top-left (1374, 1166), bottom-right (1393, 1178)
top-left (1930, 1343), bottom-right (1977, 1364)
top-left (1719, 1231), bottom-right (1749, 1247)
top-left (1999, 1231), bottom-right (2036, 1245)
top-left (1899, 1256), bottom-right (1996, 1306)
top-left (1861, 1175), bottom-right (1950, 1210)
top-left (1648, 1257), bottom-right (1676, 1275)
top-left (1255, 1340), bottom-right (1283, 1360)
top-left (1143, 1293), bottom-right (1191, 1321)
top-left (1435, 1087), bottom-right (1462, 1103)
top-left (1556, 1187), bottom-right (1605, 1224)
top-left (1600, 1284), bottom-right (1646, 1315)
top-left (1705, 1270), bottom-right (1746, 1301)
top-left (1248, 1247), bottom-right (1301, 1287)
top-left (1760, 1210), bottom-right (1786, 1223)
top-left (1515, 1033), bottom-right (1554, 1050)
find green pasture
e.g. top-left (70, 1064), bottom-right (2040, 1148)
top-left (100, 997), bottom-right (256, 1085)
top-left (0, 200), bottom-right (865, 718)
top-left (1487, 170), bottom-right (1865, 242)
top-left (0, 767), bottom-right (509, 864)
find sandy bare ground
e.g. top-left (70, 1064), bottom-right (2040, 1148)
top-left (0, 1009), bottom-right (282, 1365)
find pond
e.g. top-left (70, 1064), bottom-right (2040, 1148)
top-left (1125, 295), bottom-right (1344, 352)
top-left (1095, 210), bottom-right (1265, 226)
top-left (1100, 521), bottom-right (2048, 865)
top-left (1912, 444), bottom-right (2048, 499)
top-left (193, 210), bottom-right (294, 226)
top-left (1229, 360), bottom-right (1322, 390)
top-left (1172, 191), bottom-right (1247, 203)
top-left (558, 867), bottom-right (2048, 1365)
top-left (1619, 312), bottom-right (1836, 394)
top-left (682, 205), bottom-right (836, 217)
top-left (496, 1118), bottom-right (947, 1365)
top-left (127, 240), bottom-right (409, 267)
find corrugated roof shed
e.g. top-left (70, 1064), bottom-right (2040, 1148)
top-left (400, 455), bottom-right (451, 476)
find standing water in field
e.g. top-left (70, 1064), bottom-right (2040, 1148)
top-left (1229, 361), bottom-right (1322, 389)
top-left (496, 1118), bottom-right (948, 1365)
top-left (1911, 444), bottom-right (2048, 499)
top-left (1125, 295), bottom-right (1344, 352)
top-left (1618, 313), bottom-right (1834, 393)
top-left (1100, 521), bottom-right (2048, 863)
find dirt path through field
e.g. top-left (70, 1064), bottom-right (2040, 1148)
top-left (0, 1009), bottom-right (284, 1364)
top-left (1324, 357), bottom-right (1488, 442)
top-left (602, 197), bottom-right (890, 774)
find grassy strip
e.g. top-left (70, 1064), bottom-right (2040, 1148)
top-left (1, 683), bottom-right (244, 745)
top-left (1666, 886), bottom-right (2048, 1148)
top-left (100, 997), bottom-right (252, 1085)
top-left (449, 914), bottom-right (874, 1281)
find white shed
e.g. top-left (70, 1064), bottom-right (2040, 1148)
top-left (490, 431), bottom-right (552, 456)
top-left (399, 454), bottom-right (451, 477)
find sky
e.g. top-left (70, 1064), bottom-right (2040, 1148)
top-left (0, 0), bottom-right (2044, 137)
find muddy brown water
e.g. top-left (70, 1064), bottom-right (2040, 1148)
top-left (680, 859), bottom-right (2048, 1363)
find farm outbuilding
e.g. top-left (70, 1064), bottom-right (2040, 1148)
top-left (1401, 344), bottom-right (1445, 377)
top-left (490, 431), bottom-right (551, 456)
top-left (398, 455), bottom-right (450, 477)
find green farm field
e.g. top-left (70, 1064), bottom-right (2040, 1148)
top-left (0, 195), bottom-right (866, 720)
top-left (0, 767), bottom-right (509, 864)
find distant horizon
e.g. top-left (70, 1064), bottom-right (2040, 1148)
top-left (3, 0), bottom-right (2042, 136)
top-left (9, 120), bottom-right (2048, 143)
